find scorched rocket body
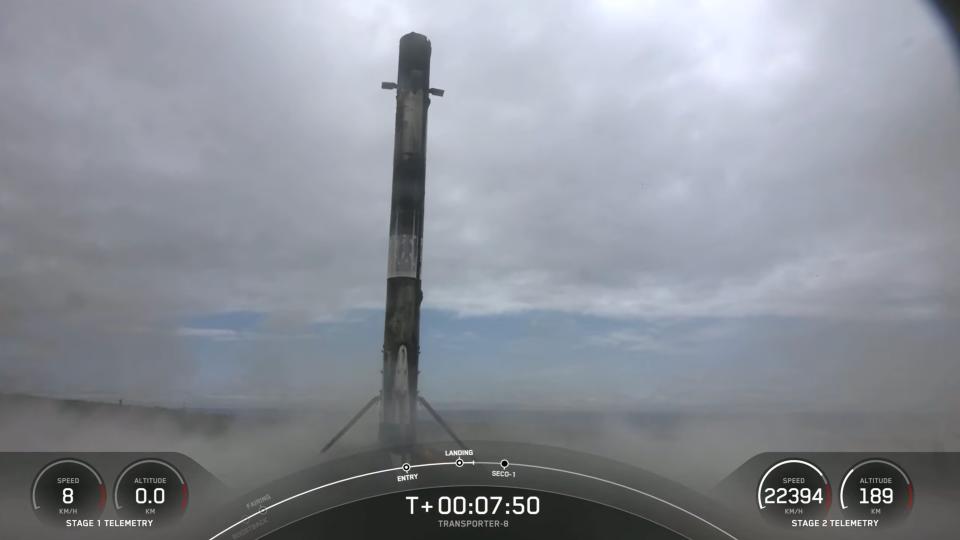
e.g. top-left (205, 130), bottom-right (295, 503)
top-left (320, 33), bottom-right (456, 456)
top-left (379, 33), bottom-right (443, 448)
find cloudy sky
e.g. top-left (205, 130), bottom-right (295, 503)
top-left (0, 0), bottom-right (958, 412)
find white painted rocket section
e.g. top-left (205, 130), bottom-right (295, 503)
top-left (386, 214), bottom-right (420, 278)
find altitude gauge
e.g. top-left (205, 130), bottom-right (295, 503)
top-left (757, 459), bottom-right (830, 526)
top-left (32, 459), bottom-right (106, 525)
top-left (840, 459), bottom-right (912, 526)
top-left (114, 459), bottom-right (188, 526)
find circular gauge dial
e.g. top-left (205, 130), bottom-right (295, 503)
top-left (32, 459), bottom-right (106, 525)
top-left (114, 459), bottom-right (188, 526)
top-left (840, 459), bottom-right (912, 526)
top-left (757, 459), bottom-right (830, 526)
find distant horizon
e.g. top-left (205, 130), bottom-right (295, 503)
top-left (5, 389), bottom-right (955, 418)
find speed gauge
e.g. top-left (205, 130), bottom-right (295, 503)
top-left (757, 459), bottom-right (831, 526)
top-left (31, 459), bottom-right (106, 525)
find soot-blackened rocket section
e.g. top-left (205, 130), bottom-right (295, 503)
top-left (379, 33), bottom-right (444, 447)
top-left (320, 33), bottom-right (461, 455)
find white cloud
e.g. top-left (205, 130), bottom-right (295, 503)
top-left (176, 327), bottom-right (240, 340)
top-left (0, 0), bottom-right (957, 404)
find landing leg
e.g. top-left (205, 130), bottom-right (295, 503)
top-left (417, 395), bottom-right (467, 450)
top-left (321, 395), bottom-right (381, 453)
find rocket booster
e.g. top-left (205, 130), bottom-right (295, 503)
top-left (379, 33), bottom-right (442, 447)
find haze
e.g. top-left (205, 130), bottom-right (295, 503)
top-left (0, 0), bottom-right (958, 417)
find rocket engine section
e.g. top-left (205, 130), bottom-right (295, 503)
top-left (379, 33), bottom-right (442, 448)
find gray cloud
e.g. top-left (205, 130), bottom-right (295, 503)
top-left (0, 1), bottom-right (958, 406)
